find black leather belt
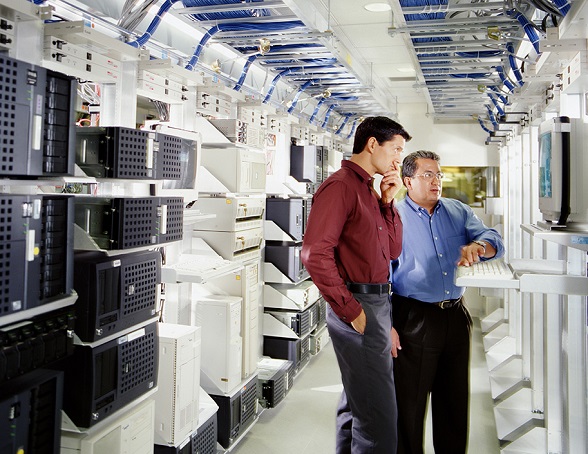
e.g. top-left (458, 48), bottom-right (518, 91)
top-left (394, 294), bottom-right (462, 309)
top-left (346, 282), bottom-right (392, 295)
top-left (435, 297), bottom-right (462, 309)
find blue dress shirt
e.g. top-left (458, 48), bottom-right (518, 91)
top-left (391, 196), bottom-right (505, 302)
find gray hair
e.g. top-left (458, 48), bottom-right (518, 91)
top-left (401, 150), bottom-right (440, 179)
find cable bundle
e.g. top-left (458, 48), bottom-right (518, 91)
top-left (183, 0), bottom-right (269, 21)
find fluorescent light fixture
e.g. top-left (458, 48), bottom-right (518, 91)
top-left (396, 67), bottom-right (415, 73)
top-left (364, 3), bottom-right (392, 12)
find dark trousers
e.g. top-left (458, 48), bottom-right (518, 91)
top-left (326, 293), bottom-right (397, 454)
top-left (392, 295), bottom-right (473, 454)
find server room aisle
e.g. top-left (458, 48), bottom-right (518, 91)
top-left (232, 317), bottom-right (500, 454)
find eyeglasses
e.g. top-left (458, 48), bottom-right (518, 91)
top-left (411, 172), bottom-right (444, 181)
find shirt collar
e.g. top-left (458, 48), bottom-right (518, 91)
top-left (341, 159), bottom-right (372, 185)
top-left (405, 195), bottom-right (443, 215)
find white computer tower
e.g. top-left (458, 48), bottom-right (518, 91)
top-left (193, 196), bottom-right (266, 231)
top-left (153, 323), bottom-right (202, 447)
top-left (200, 147), bottom-right (266, 193)
top-left (193, 228), bottom-right (263, 262)
top-left (203, 262), bottom-right (261, 379)
top-left (192, 295), bottom-right (243, 394)
top-left (60, 398), bottom-right (155, 454)
top-left (162, 282), bottom-right (193, 325)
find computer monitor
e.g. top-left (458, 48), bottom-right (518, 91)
top-left (538, 116), bottom-right (588, 229)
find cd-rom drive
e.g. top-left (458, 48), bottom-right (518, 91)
top-left (193, 229), bottom-right (263, 262)
top-left (193, 196), bottom-right (265, 231)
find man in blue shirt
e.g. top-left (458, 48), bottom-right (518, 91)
top-left (391, 150), bottom-right (504, 453)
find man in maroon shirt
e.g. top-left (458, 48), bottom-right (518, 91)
top-left (301, 116), bottom-right (411, 454)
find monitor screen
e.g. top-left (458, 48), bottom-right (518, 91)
top-left (538, 130), bottom-right (552, 199)
top-left (538, 116), bottom-right (588, 229)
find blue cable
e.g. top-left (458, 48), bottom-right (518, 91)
top-left (309, 96), bottom-right (327, 124)
top-left (183, 0), bottom-right (269, 21)
top-left (506, 9), bottom-right (541, 54)
top-left (127, 0), bottom-right (181, 48)
top-left (496, 65), bottom-right (516, 92)
top-left (185, 20), bottom-right (304, 70)
top-left (233, 44), bottom-right (323, 91)
top-left (456, 50), bottom-right (502, 58)
top-left (263, 63), bottom-right (336, 103)
top-left (336, 114), bottom-right (352, 135)
top-left (487, 93), bottom-right (505, 116)
top-left (552, 0), bottom-right (571, 16)
top-left (485, 105), bottom-right (498, 129)
top-left (346, 119), bottom-right (359, 140)
top-left (288, 80), bottom-right (314, 114)
top-left (321, 104), bottom-right (336, 129)
top-left (489, 86), bottom-right (509, 105)
top-left (478, 117), bottom-right (493, 134)
top-left (506, 42), bottom-right (524, 87)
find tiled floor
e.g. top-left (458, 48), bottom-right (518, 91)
top-left (231, 318), bottom-right (500, 453)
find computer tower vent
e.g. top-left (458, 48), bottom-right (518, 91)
top-left (191, 412), bottom-right (217, 454)
top-left (158, 133), bottom-right (183, 180)
top-left (122, 257), bottom-right (159, 317)
top-left (0, 197), bottom-right (15, 242)
top-left (113, 128), bottom-right (151, 179)
top-left (159, 197), bottom-right (184, 244)
top-left (120, 328), bottom-right (157, 393)
top-left (0, 242), bottom-right (11, 311)
top-left (240, 380), bottom-right (257, 429)
top-left (115, 198), bottom-right (157, 249)
top-left (0, 56), bottom-right (21, 175)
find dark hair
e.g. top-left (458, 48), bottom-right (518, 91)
top-left (352, 116), bottom-right (412, 154)
top-left (401, 150), bottom-right (440, 178)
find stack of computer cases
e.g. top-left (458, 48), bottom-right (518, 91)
top-left (0, 54), bottom-right (80, 454)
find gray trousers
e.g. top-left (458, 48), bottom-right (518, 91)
top-left (326, 292), bottom-right (397, 454)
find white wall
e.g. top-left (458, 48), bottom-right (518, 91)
top-left (398, 103), bottom-right (499, 167)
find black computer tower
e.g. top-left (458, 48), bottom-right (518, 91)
top-left (0, 56), bottom-right (76, 177)
top-left (58, 320), bottom-right (158, 428)
top-left (264, 243), bottom-right (309, 283)
top-left (257, 358), bottom-right (294, 408)
top-left (73, 250), bottom-right (161, 342)
top-left (290, 144), bottom-right (317, 183)
top-left (209, 374), bottom-right (258, 449)
top-left (75, 127), bottom-right (184, 180)
top-left (263, 334), bottom-right (310, 375)
top-left (0, 194), bottom-right (74, 318)
top-left (0, 307), bottom-right (75, 384)
top-left (74, 196), bottom-right (183, 250)
top-left (265, 197), bottom-right (304, 241)
top-left (0, 368), bottom-right (64, 454)
top-left (191, 409), bottom-right (218, 454)
top-left (0, 55), bottom-right (47, 177)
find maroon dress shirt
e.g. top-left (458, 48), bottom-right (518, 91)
top-left (301, 160), bottom-right (402, 322)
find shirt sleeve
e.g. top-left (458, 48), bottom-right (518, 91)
top-left (463, 204), bottom-right (505, 259)
top-left (301, 180), bottom-right (363, 322)
top-left (380, 199), bottom-right (403, 260)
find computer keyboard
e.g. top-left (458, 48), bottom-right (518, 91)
top-left (161, 253), bottom-right (243, 283)
top-left (455, 259), bottom-right (519, 289)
